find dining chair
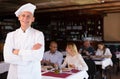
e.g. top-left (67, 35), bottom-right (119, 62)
top-left (84, 58), bottom-right (97, 79)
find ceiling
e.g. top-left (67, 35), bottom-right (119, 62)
top-left (0, 0), bottom-right (120, 15)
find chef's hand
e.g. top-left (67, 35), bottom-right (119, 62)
top-left (12, 43), bottom-right (42, 55)
top-left (12, 49), bottom-right (19, 55)
top-left (32, 43), bottom-right (42, 50)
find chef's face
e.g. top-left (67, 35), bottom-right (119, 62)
top-left (18, 11), bottom-right (34, 30)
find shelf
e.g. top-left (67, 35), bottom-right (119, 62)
top-left (35, 13), bottom-right (103, 42)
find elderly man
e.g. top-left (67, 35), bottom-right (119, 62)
top-left (79, 40), bottom-right (95, 56)
top-left (3, 3), bottom-right (44, 79)
top-left (42, 41), bottom-right (63, 68)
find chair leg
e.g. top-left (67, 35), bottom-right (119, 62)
top-left (104, 66), bottom-right (112, 79)
top-left (112, 63), bottom-right (119, 75)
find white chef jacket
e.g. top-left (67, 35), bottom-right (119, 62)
top-left (3, 27), bottom-right (44, 79)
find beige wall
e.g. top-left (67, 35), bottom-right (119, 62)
top-left (104, 13), bottom-right (120, 41)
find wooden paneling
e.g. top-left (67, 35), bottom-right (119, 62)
top-left (0, 0), bottom-right (120, 15)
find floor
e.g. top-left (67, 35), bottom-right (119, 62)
top-left (111, 72), bottom-right (120, 79)
top-left (94, 70), bottom-right (120, 79)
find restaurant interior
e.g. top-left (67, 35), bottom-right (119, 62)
top-left (0, 0), bottom-right (120, 79)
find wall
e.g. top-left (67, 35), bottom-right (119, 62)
top-left (104, 13), bottom-right (120, 42)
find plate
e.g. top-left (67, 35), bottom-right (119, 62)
top-left (92, 58), bottom-right (104, 61)
top-left (62, 68), bottom-right (71, 72)
top-left (42, 66), bottom-right (53, 71)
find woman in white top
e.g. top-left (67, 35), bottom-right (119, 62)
top-left (95, 42), bottom-right (112, 58)
top-left (61, 42), bottom-right (88, 71)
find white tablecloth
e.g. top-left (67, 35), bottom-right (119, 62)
top-left (94, 58), bottom-right (113, 69)
top-left (0, 61), bottom-right (9, 74)
top-left (42, 70), bottom-right (88, 79)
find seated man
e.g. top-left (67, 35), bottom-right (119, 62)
top-left (79, 40), bottom-right (95, 56)
top-left (42, 41), bottom-right (63, 68)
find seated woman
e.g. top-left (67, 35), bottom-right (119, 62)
top-left (95, 42), bottom-right (112, 58)
top-left (61, 42), bottom-right (88, 71)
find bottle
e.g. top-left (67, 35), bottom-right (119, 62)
top-left (59, 66), bottom-right (62, 73)
top-left (54, 64), bottom-right (59, 74)
top-left (84, 31), bottom-right (87, 38)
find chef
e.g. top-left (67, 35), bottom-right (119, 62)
top-left (3, 3), bottom-right (44, 79)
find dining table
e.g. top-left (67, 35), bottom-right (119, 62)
top-left (91, 57), bottom-right (113, 79)
top-left (92, 58), bottom-right (113, 69)
top-left (41, 66), bottom-right (89, 79)
top-left (115, 51), bottom-right (120, 59)
top-left (0, 61), bottom-right (9, 74)
top-left (0, 62), bottom-right (89, 79)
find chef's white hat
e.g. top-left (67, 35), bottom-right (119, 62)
top-left (15, 3), bottom-right (36, 17)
